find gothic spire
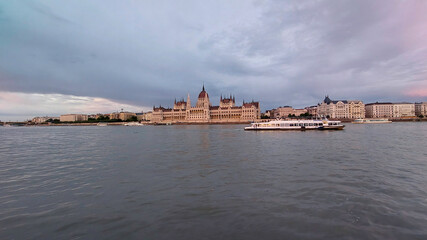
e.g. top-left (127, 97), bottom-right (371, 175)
top-left (187, 93), bottom-right (191, 107)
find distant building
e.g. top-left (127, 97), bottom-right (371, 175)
top-left (294, 108), bottom-right (307, 116)
top-left (140, 111), bottom-right (152, 121)
top-left (305, 106), bottom-right (318, 116)
top-left (109, 112), bottom-right (137, 121)
top-left (392, 103), bottom-right (415, 118)
top-left (31, 116), bottom-right (59, 123)
top-left (365, 102), bottom-right (393, 118)
top-left (415, 102), bottom-right (427, 116)
top-left (365, 102), bottom-right (416, 118)
top-left (264, 110), bottom-right (274, 119)
top-left (136, 112), bottom-right (144, 121)
top-left (272, 106), bottom-right (307, 118)
top-left (60, 114), bottom-right (88, 122)
top-left (109, 112), bottom-right (120, 120)
top-left (317, 96), bottom-right (365, 119)
top-left (110, 112), bottom-right (137, 121)
top-left (119, 112), bottom-right (137, 121)
top-left (152, 85), bottom-right (260, 123)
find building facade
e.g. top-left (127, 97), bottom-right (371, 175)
top-left (365, 102), bottom-right (416, 118)
top-left (60, 114), bottom-right (88, 122)
top-left (317, 96), bottom-right (365, 119)
top-left (152, 86), bottom-right (260, 123)
top-left (392, 103), bottom-right (415, 118)
top-left (272, 106), bottom-right (308, 118)
top-left (109, 112), bottom-right (137, 121)
top-left (263, 110), bottom-right (273, 118)
top-left (365, 102), bottom-right (393, 118)
top-left (415, 102), bottom-right (427, 116)
top-left (139, 111), bottom-right (153, 121)
top-left (31, 116), bottom-right (59, 123)
top-left (305, 106), bottom-right (318, 116)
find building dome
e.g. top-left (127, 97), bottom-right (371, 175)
top-left (198, 91), bottom-right (208, 98)
top-left (198, 85), bottom-right (209, 98)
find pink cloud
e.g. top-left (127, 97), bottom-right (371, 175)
top-left (0, 91), bottom-right (151, 119)
top-left (405, 88), bottom-right (427, 97)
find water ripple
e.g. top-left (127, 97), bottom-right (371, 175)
top-left (0, 123), bottom-right (427, 239)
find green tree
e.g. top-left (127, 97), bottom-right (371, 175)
top-left (97, 115), bottom-right (110, 121)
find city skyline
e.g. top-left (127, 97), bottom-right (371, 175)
top-left (1, 0), bottom-right (427, 121)
top-left (0, 86), bottom-right (425, 122)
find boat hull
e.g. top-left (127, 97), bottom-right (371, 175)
top-left (352, 118), bottom-right (392, 124)
top-left (318, 125), bottom-right (345, 130)
top-left (245, 125), bottom-right (345, 131)
top-left (245, 127), bottom-right (320, 131)
top-left (244, 119), bottom-right (345, 131)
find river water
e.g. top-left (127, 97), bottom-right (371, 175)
top-left (1, 123), bottom-right (427, 239)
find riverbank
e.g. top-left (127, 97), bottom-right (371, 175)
top-left (330, 118), bottom-right (427, 123)
top-left (2, 117), bottom-right (427, 126)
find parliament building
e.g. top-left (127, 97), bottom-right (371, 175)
top-left (152, 86), bottom-right (260, 123)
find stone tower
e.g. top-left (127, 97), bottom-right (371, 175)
top-left (196, 84), bottom-right (210, 108)
top-left (186, 93), bottom-right (191, 109)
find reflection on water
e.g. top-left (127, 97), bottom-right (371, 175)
top-left (1, 123), bottom-right (427, 239)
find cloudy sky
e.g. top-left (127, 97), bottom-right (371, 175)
top-left (1, 0), bottom-right (427, 121)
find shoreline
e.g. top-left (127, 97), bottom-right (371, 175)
top-left (1, 118), bottom-right (426, 127)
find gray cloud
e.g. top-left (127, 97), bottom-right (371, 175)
top-left (0, 0), bottom-right (426, 114)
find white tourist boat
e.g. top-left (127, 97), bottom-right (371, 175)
top-left (124, 122), bottom-right (144, 126)
top-left (352, 118), bottom-right (392, 124)
top-left (97, 122), bottom-right (108, 127)
top-left (244, 119), bottom-right (344, 131)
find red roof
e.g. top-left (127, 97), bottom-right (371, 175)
top-left (243, 101), bottom-right (259, 108)
top-left (198, 90), bottom-right (208, 98)
top-left (198, 85), bottom-right (209, 98)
